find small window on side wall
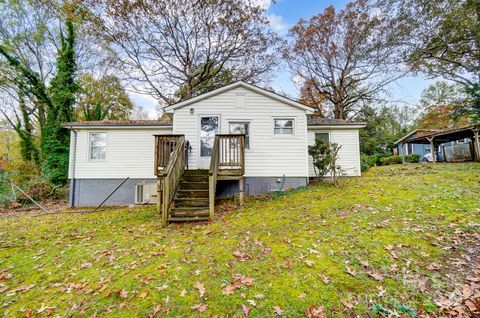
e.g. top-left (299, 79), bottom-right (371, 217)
top-left (274, 119), bottom-right (294, 135)
top-left (315, 132), bottom-right (329, 144)
top-left (90, 132), bottom-right (106, 160)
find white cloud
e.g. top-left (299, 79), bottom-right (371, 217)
top-left (129, 93), bottom-right (158, 119)
top-left (267, 13), bottom-right (289, 34)
top-left (250, 0), bottom-right (273, 10)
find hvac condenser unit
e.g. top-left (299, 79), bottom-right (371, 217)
top-left (134, 182), bottom-right (157, 204)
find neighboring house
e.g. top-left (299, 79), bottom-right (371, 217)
top-left (394, 129), bottom-right (444, 160)
top-left (394, 126), bottom-right (478, 162)
top-left (64, 82), bottom-right (365, 213)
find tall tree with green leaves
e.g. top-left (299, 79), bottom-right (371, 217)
top-left (359, 105), bottom-right (414, 155)
top-left (76, 73), bottom-right (133, 120)
top-left (382, 0), bottom-right (480, 123)
top-left (0, 1), bottom-right (78, 185)
top-left (42, 19), bottom-right (77, 185)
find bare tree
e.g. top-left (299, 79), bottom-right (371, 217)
top-left (83, 0), bottom-right (282, 106)
top-left (284, 0), bottom-right (405, 119)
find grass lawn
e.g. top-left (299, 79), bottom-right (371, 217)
top-left (1, 163), bottom-right (480, 317)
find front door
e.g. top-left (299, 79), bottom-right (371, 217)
top-left (198, 115), bottom-right (219, 169)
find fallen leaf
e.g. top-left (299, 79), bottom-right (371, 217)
top-left (281, 261), bottom-right (293, 269)
top-left (194, 282), bottom-right (205, 297)
top-left (304, 305), bottom-right (326, 318)
top-left (377, 286), bottom-right (386, 297)
top-left (367, 272), bottom-right (384, 281)
top-left (242, 304), bottom-right (250, 317)
top-left (37, 304), bottom-right (56, 314)
top-left (303, 260), bottom-right (315, 267)
top-left (119, 289), bottom-right (128, 299)
top-left (345, 265), bottom-right (356, 277)
top-left (273, 306), bottom-right (284, 316)
top-left (318, 274), bottom-right (329, 284)
top-left (191, 303), bottom-right (207, 312)
top-left (222, 285), bottom-right (235, 295)
top-left (232, 251), bottom-right (251, 261)
top-left (341, 299), bottom-right (355, 309)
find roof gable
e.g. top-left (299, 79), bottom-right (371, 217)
top-left (163, 81), bottom-right (314, 114)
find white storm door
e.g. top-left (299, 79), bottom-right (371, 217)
top-left (198, 115), bottom-right (219, 169)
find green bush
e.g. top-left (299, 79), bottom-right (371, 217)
top-left (380, 155), bottom-right (404, 165)
top-left (361, 154), bottom-right (390, 171)
top-left (404, 154), bottom-right (421, 163)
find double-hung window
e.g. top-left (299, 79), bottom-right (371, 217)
top-left (274, 119), bottom-right (294, 135)
top-left (315, 132), bottom-right (329, 144)
top-left (90, 132), bottom-right (106, 160)
top-left (229, 122), bottom-right (250, 149)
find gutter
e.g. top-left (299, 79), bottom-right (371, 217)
top-left (307, 125), bottom-right (366, 129)
top-left (62, 124), bottom-right (173, 129)
top-left (69, 129), bottom-right (77, 207)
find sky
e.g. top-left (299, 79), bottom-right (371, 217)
top-left (131, 0), bottom-right (435, 118)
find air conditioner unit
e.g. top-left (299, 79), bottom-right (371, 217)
top-left (135, 182), bottom-right (157, 204)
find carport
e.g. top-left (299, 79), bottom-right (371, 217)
top-left (396, 125), bottom-right (480, 162)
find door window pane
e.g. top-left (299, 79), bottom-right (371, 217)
top-left (229, 122), bottom-right (250, 149)
top-left (200, 116), bottom-right (219, 157)
top-left (274, 119), bottom-right (294, 135)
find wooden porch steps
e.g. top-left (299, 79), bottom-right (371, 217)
top-left (169, 170), bottom-right (210, 221)
top-left (155, 134), bottom-right (245, 227)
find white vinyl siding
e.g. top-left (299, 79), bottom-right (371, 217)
top-left (308, 128), bottom-right (361, 177)
top-left (172, 87), bottom-right (309, 177)
top-left (71, 128), bottom-right (172, 179)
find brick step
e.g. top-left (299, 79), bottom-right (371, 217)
top-left (174, 198), bottom-right (209, 207)
top-left (176, 189), bottom-right (209, 198)
top-left (179, 181), bottom-right (209, 190)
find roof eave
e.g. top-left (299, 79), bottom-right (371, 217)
top-left (394, 130), bottom-right (418, 145)
top-left (308, 124), bottom-right (366, 129)
top-left (63, 123), bottom-right (173, 129)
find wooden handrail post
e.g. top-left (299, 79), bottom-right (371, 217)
top-left (154, 135), bottom-right (185, 226)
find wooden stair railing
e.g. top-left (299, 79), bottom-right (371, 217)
top-left (154, 135), bottom-right (185, 227)
top-left (209, 134), bottom-right (245, 219)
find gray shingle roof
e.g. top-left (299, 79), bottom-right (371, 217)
top-left (307, 117), bottom-right (366, 126)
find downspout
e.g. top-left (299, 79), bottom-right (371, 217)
top-left (69, 129), bottom-right (78, 207)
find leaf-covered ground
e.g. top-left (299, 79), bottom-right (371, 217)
top-left (1, 163), bottom-right (480, 317)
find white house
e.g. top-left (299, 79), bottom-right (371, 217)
top-left (64, 82), bottom-right (365, 209)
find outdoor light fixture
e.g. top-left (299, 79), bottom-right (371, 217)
top-left (190, 108), bottom-right (194, 114)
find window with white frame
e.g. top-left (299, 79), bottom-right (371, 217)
top-left (274, 119), bottom-right (294, 135)
top-left (229, 122), bottom-right (250, 149)
top-left (315, 132), bottom-right (329, 144)
top-left (89, 132), bottom-right (106, 160)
